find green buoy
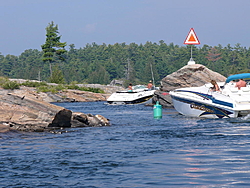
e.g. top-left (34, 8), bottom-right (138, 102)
top-left (154, 101), bottom-right (162, 119)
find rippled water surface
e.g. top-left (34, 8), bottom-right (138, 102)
top-left (1, 101), bottom-right (250, 187)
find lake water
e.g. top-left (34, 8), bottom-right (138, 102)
top-left (1, 101), bottom-right (250, 187)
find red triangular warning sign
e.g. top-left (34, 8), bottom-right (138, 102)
top-left (184, 28), bottom-right (200, 45)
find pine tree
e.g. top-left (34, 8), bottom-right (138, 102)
top-left (41, 21), bottom-right (66, 77)
top-left (49, 65), bottom-right (65, 84)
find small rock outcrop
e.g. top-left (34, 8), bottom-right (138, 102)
top-left (153, 64), bottom-right (226, 107)
top-left (48, 109), bottom-right (72, 128)
top-left (71, 112), bottom-right (110, 127)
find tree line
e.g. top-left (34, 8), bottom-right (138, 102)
top-left (0, 22), bottom-right (250, 87)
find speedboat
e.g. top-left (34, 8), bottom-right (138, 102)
top-left (107, 85), bottom-right (156, 105)
top-left (170, 73), bottom-right (250, 118)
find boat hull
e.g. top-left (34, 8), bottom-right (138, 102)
top-left (170, 74), bottom-right (250, 118)
top-left (171, 94), bottom-right (235, 118)
top-left (107, 90), bottom-right (155, 105)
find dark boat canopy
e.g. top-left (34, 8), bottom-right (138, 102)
top-left (225, 73), bottom-right (250, 83)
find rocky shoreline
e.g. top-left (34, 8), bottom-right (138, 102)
top-left (1, 64), bottom-right (227, 133)
top-left (0, 84), bottom-right (118, 133)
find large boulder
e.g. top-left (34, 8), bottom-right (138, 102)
top-left (48, 109), bottom-right (72, 128)
top-left (153, 64), bottom-right (226, 107)
top-left (161, 64), bottom-right (226, 91)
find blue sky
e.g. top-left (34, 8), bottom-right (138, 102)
top-left (1, 0), bottom-right (250, 55)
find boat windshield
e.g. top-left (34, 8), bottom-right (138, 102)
top-left (132, 85), bottom-right (146, 90)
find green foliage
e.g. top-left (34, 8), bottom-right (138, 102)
top-left (2, 81), bottom-right (20, 90)
top-left (0, 76), bottom-right (20, 90)
top-left (41, 21), bottom-right (67, 61)
top-left (37, 84), bottom-right (66, 94)
top-left (65, 84), bottom-right (104, 93)
top-left (49, 65), bottom-right (65, 84)
top-left (0, 77), bottom-right (9, 86)
top-left (21, 81), bottom-right (48, 87)
top-left (41, 21), bottom-right (67, 78)
top-left (66, 84), bottom-right (80, 90)
top-left (238, 69), bottom-right (250, 73)
top-left (88, 65), bottom-right (110, 84)
top-left (55, 84), bottom-right (66, 91)
top-left (76, 87), bottom-right (105, 93)
top-left (2, 41), bottom-right (250, 86)
top-left (36, 83), bottom-right (104, 94)
top-left (37, 86), bottom-right (56, 93)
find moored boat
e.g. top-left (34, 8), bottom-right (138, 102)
top-left (170, 73), bottom-right (250, 118)
top-left (107, 85), bottom-right (156, 105)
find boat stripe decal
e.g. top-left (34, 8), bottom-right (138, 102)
top-left (171, 95), bottom-right (233, 118)
top-left (176, 90), bottom-right (233, 108)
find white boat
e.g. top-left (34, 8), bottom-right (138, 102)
top-left (170, 73), bottom-right (250, 118)
top-left (107, 85), bottom-right (156, 105)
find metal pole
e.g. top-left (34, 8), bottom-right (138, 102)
top-left (150, 62), bottom-right (155, 86)
top-left (190, 45), bottom-right (193, 61)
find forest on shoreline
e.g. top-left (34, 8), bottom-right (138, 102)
top-left (0, 41), bottom-right (250, 87)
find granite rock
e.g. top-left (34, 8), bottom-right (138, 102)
top-left (155, 64), bottom-right (226, 107)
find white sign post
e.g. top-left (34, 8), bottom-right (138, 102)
top-left (184, 28), bottom-right (200, 65)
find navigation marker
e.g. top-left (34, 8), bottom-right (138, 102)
top-left (184, 28), bottom-right (200, 65)
top-left (184, 28), bottom-right (200, 45)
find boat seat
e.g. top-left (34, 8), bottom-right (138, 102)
top-left (229, 87), bottom-right (239, 93)
top-left (235, 97), bottom-right (250, 103)
top-left (241, 87), bottom-right (250, 92)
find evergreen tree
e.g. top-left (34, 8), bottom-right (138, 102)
top-left (0, 55), bottom-right (18, 77)
top-left (41, 21), bottom-right (67, 77)
top-left (3, 39), bottom-right (250, 86)
top-left (49, 65), bottom-right (65, 84)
